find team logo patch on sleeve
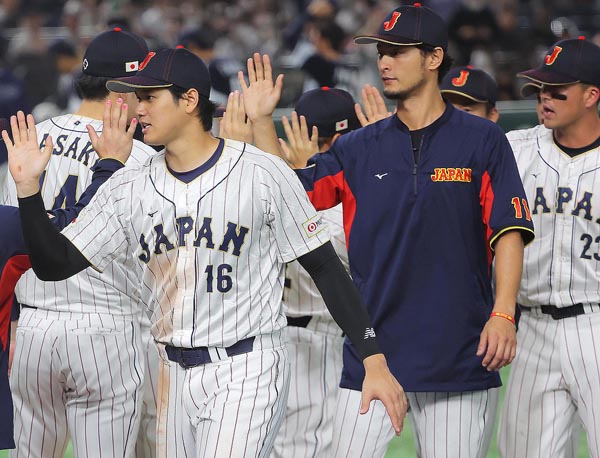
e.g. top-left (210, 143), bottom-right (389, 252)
top-left (302, 214), bottom-right (326, 238)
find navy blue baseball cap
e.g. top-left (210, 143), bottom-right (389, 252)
top-left (440, 66), bottom-right (498, 105)
top-left (354, 3), bottom-right (448, 51)
top-left (518, 36), bottom-right (600, 86)
top-left (295, 87), bottom-right (360, 137)
top-left (106, 47), bottom-right (211, 99)
top-left (82, 28), bottom-right (148, 78)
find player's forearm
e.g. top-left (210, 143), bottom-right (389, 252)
top-left (18, 192), bottom-right (91, 281)
top-left (492, 230), bottom-right (525, 315)
top-left (252, 117), bottom-right (286, 160)
top-left (297, 242), bottom-right (381, 359)
top-left (15, 179), bottom-right (41, 199)
top-left (49, 158), bottom-right (124, 229)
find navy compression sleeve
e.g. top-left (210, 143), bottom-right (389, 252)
top-left (49, 159), bottom-right (124, 228)
top-left (297, 242), bottom-right (381, 360)
top-left (18, 192), bottom-right (90, 281)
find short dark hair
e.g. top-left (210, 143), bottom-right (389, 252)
top-left (417, 45), bottom-right (454, 83)
top-left (311, 19), bottom-right (347, 53)
top-left (74, 73), bottom-right (111, 101)
top-left (168, 85), bottom-right (217, 131)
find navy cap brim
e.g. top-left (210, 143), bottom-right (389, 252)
top-left (517, 68), bottom-right (579, 86)
top-left (106, 75), bottom-right (173, 93)
top-left (520, 82), bottom-right (541, 98)
top-left (440, 89), bottom-right (488, 104)
top-left (354, 34), bottom-right (423, 47)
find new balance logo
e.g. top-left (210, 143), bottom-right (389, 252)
top-left (364, 328), bottom-right (376, 339)
top-left (375, 173), bottom-right (388, 180)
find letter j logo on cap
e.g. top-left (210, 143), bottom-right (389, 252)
top-left (452, 70), bottom-right (470, 87)
top-left (545, 46), bottom-right (562, 65)
top-left (383, 11), bottom-right (401, 31)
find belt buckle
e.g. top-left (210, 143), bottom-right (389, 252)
top-left (178, 347), bottom-right (211, 369)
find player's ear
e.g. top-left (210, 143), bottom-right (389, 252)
top-left (426, 47), bottom-right (444, 72)
top-left (583, 84), bottom-right (600, 108)
top-left (183, 88), bottom-right (200, 114)
top-left (488, 107), bottom-right (499, 123)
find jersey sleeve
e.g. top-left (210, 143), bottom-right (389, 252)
top-left (294, 142), bottom-right (347, 211)
top-left (264, 159), bottom-right (331, 263)
top-left (61, 171), bottom-right (130, 272)
top-left (480, 126), bottom-right (535, 249)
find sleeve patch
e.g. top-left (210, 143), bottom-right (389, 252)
top-left (302, 214), bottom-right (327, 238)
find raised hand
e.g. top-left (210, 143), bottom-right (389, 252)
top-left (355, 84), bottom-right (393, 127)
top-left (86, 98), bottom-right (137, 164)
top-left (220, 91), bottom-right (254, 144)
top-left (3, 111), bottom-right (54, 197)
top-left (238, 53), bottom-right (284, 122)
top-left (279, 111), bottom-right (319, 168)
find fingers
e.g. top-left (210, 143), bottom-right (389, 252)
top-left (355, 103), bottom-right (368, 127)
top-left (10, 114), bottom-right (20, 146)
top-left (111, 98), bottom-right (123, 130)
top-left (103, 99), bottom-right (112, 127)
top-left (247, 55), bottom-right (257, 83)
top-left (253, 53), bottom-right (264, 81)
top-left (86, 124), bottom-right (101, 149)
top-left (26, 113), bottom-right (36, 142)
top-left (238, 70), bottom-right (248, 91)
top-left (262, 54), bottom-right (273, 82)
top-left (42, 135), bottom-right (54, 156)
top-left (359, 390), bottom-right (371, 415)
top-left (1, 129), bottom-right (13, 148)
top-left (273, 73), bottom-right (284, 98)
top-left (17, 111), bottom-right (29, 144)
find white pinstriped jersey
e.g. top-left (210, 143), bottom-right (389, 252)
top-left (61, 139), bottom-right (330, 348)
top-left (509, 124), bottom-right (600, 307)
top-left (283, 204), bottom-right (348, 318)
top-left (2, 114), bottom-right (155, 314)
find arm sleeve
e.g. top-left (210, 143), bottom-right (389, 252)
top-left (18, 192), bottom-right (90, 280)
top-left (294, 141), bottom-right (348, 212)
top-left (49, 159), bottom-right (124, 229)
top-left (480, 125), bottom-right (535, 249)
top-left (297, 242), bottom-right (381, 360)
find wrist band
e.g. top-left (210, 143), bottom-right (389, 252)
top-left (490, 311), bottom-right (515, 325)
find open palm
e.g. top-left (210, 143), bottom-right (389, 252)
top-left (3, 111), bottom-right (53, 193)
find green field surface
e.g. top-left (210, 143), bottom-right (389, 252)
top-left (1, 367), bottom-right (589, 457)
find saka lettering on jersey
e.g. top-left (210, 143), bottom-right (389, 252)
top-left (40, 133), bottom-right (96, 168)
top-left (138, 216), bottom-right (250, 263)
top-left (430, 167), bottom-right (472, 182)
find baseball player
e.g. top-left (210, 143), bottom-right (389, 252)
top-left (10, 47), bottom-right (407, 458)
top-left (2, 29), bottom-right (157, 458)
top-left (0, 111), bottom-right (137, 451)
top-left (498, 37), bottom-right (600, 458)
top-left (242, 4), bottom-right (535, 457)
top-left (274, 87), bottom-right (360, 457)
top-left (440, 65), bottom-right (499, 122)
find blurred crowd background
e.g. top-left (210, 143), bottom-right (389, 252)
top-left (1, 0), bottom-right (600, 124)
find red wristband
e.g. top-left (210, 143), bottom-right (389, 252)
top-left (490, 311), bottom-right (516, 324)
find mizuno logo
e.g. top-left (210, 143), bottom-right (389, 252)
top-left (375, 173), bottom-right (388, 180)
top-left (364, 328), bottom-right (376, 339)
top-left (148, 211), bottom-right (158, 217)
